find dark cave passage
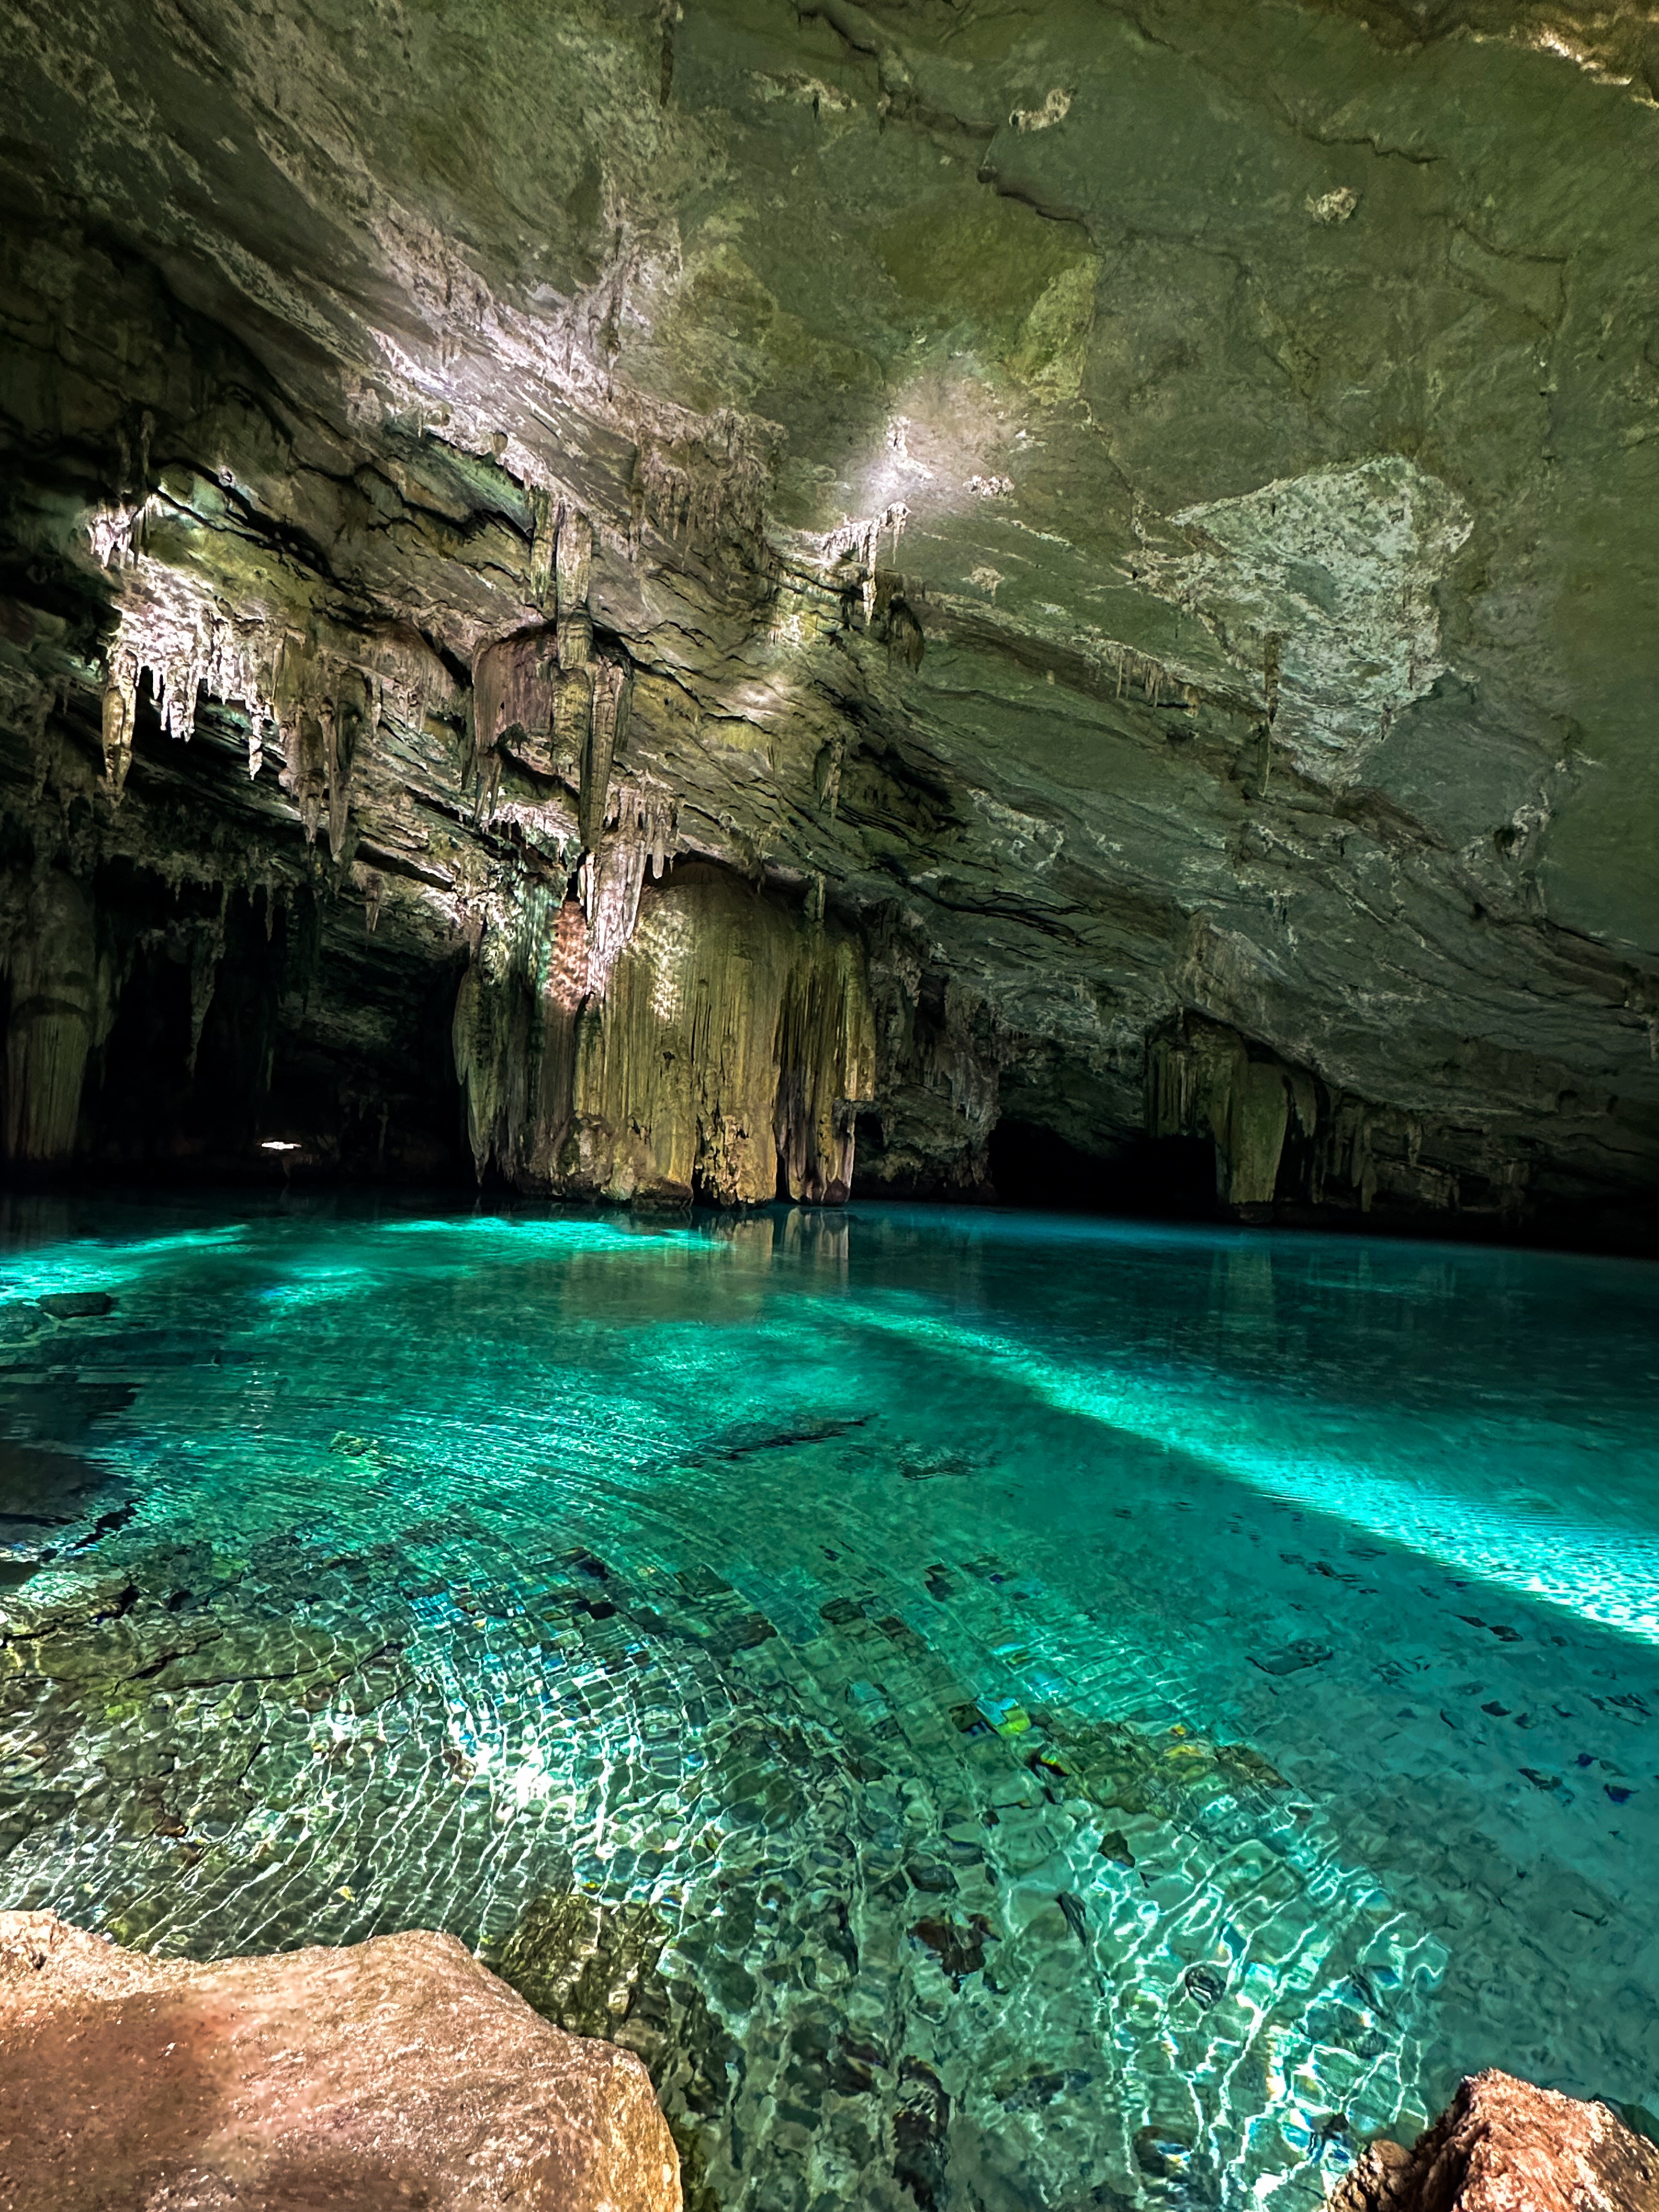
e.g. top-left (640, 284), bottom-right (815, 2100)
top-left (988, 1120), bottom-right (1221, 1220)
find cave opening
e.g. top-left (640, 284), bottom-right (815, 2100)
top-left (988, 1120), bottom-right (1220, 1220)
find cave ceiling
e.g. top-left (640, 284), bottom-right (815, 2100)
top-left (1, 0), bottom-right (1657, 1223)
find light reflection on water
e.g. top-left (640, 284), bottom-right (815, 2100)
top-left (0, 1193), bottom-right (1654, 2212)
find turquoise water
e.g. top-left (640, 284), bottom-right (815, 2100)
top-left (0, 1195), bottom-right (1655, 2210)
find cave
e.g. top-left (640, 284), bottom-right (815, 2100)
top-left (0, 3), bottom-right (1656, 2208)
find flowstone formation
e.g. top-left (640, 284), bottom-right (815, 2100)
top-left (1, 0), bottom-right (1657, 1234)
top-left (455, 863), bottom-right (874, 1203)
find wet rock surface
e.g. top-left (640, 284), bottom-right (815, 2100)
top-left (0, 1909), bottom-right (680, 2212)
top-left (0, 2), bottom-right (1656, 1234)
top-left (1331, 2070), bottom-right (1659, 2212)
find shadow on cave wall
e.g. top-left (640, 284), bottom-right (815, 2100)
top-left (3, 856), bottom-right (475, 1193)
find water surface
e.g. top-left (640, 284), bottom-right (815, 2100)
top-left (0, 1195), bottom-right (1655, 2211)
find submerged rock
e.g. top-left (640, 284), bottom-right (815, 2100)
top-left (0, 1910), bottom-right (680, 2211)
top-left (487, 1892), bottom-right (732, 2212)
top-left (1182, 1963), bottom-right (1228, 2010)
top-left (35, 1291), bottom-right (116, 1320)
top-left (489, 1891), bottom-right (674, 2046)
top-left (911, 1912), bottom-right (997, 1987)
top-left (1332, 2070), bottom-right (1659, 2212)
top-left (1251, 1640), bottom-right (1334, 1678)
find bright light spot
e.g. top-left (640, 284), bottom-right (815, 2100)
top-left (1011, 87), bottom-right (1071, 132)
top-left (842, 1297), bottom-right (1659, 1646)
top-left (261, 1140), bottom-right (302, 1153)
top-left (636, 905), bottom-right (692, 1023)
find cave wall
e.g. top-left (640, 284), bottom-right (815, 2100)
top-left (0, 0), bottom-right (1657, 1238)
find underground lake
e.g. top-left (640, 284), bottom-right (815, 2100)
top-left (0, 1194), bottom-right (1653, 2211)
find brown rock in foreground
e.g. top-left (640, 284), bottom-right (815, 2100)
top-left (0, 1910), bottom-right (681, 2212)
top-left (1331, 2069), bottom-right (1659, 2212)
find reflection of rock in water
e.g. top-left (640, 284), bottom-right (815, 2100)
top-left (893, 2056), bottom-right (951, 2209)
top-left (489, 1889), bottom-right (735, 2212)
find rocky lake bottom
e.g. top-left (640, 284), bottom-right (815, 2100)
top-left (0, 1197), bottom-right (1654, 2212)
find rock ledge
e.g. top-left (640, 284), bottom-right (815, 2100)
top-left (1332, 2069), bottom-right (1659, 2212)
top-left (0, 1910), bottom-right (680, 2211)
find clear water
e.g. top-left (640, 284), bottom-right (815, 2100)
top-left (1, 1194), bottom-right (1655, 2212)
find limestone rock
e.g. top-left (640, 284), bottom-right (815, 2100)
top-left (1331, 2070), bottom-right (1659, 2212)
top-left (0, 1910), bottom-right (681, 2212)
top-left (0, 1), bottom-right (1656, 1235)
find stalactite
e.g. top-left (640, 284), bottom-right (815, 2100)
top-left (612, 781), bottom-right (676, 882)
top-left (554, 665), bottom-right (592, 795)
top-left (88, 544), bottom-right (302, 751)
top-left (821, 504), bottom-right (909, 618)
top-left (320, 701), bottom-right (346, 861)
top-left (528, 486), bottom-right (559, 610)
top-left (86, 497), bottom-right (152, 572)
top-left (772, 924), bottom-right (877, 1203)
top-left (1146, 1015), bottom-right (1296, 1210)
top-left (184, 893), bottom-right (229, 1078)
top-left (473, 628), bottom-right (558, 763)
top-left (814, 737), bottom-right (844, 819)
top-left (629, 408), bottom-right (777, 553)
top-left (556, 511), bottom-right (592, 670)
top-left (452, 881), bottom-right (587, 1187)
top-left (284, 710), bottom-right (327, 845)
top-left (581, 657), bottom-right (630, 851)
top-left (93, 536), bottom-right (441, 868)
top-left (1110, 641), bottom-right (1183, 707)
top-left (100, 646), bottom-right (138, 798)
top-left (452, 951), bottom-right (507, 1178)
top-left (453, 864), bottom-right (873, 1205)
